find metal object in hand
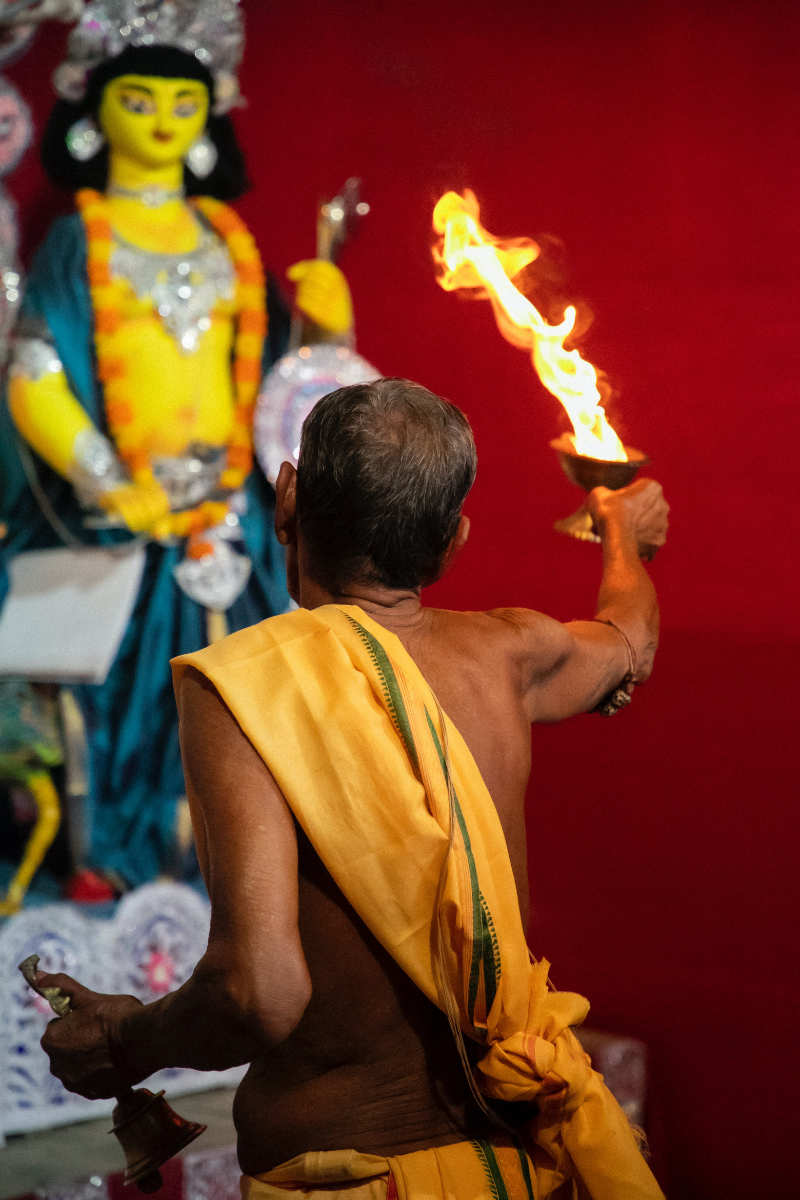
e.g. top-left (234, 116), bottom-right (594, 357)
top-left (18, 953), bottom-right (73, 1016)
top-left (17, 953), bottom-right (207, 1192)
top-left (550, 433), bottom-right (650, 543)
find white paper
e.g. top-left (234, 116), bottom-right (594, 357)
top-left (0, 545), bottom-right (146, 685)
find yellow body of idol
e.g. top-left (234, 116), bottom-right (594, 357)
top-left (9, 72), bottom-right (352, 533)
top-left (1, 58), bottom-right (353, 900)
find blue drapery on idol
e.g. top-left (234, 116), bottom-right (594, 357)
top-left (0, 214), bottom-right (291, 886)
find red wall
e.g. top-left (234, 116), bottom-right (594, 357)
top-left (6, 2), bottom-right (800, 1194)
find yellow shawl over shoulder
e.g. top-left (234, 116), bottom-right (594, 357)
top-left (172, 605), bottom-right (664, 1200)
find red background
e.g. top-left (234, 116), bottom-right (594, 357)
top-left (6, 2), bottom-right (800, 1194)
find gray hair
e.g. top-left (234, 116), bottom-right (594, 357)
top-left (296, 378), bottom-right (477, 591)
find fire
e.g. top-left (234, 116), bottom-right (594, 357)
top-left (432, 189), bottom-right (627, 462)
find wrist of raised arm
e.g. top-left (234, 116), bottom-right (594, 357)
top-left (598, 511), bottom-right (639, 560)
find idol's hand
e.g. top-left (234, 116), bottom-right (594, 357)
top-left (587, 478), bottom-right (669, 561)
top-left (99, 479), bottom-right (171, 534)
top-left (37, 972), bottom-right (143, 1099)
top-left (287, 259), bottom-right (353, 336)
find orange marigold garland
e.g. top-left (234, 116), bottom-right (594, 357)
top-left (75, 188), bottom-right (266, 543)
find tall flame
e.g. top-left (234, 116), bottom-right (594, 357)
top-left (433, 189), bottom-right (627, 462)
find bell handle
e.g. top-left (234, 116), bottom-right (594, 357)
top-left (18, 953), bottom-right (73, 1018)
top-left (19, 954), bottom-right (138, 1100)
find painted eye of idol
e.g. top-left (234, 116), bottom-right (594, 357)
top-left (119, 89), bottom-right (157, 115)
top-left (116, 87), bottom-right (204, 118)
top-left (173, 97), bottom-right (202, 118)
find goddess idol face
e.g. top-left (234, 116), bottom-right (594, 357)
top-left (98, 73), bottom-right (210, 170)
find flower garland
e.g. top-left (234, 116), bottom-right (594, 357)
top-left (76, 188), bottom-right (266, 547)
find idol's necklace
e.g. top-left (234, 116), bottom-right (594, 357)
top-left (107, 182), bottom-right (185, 208)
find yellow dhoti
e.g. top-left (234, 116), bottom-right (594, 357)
top-left (173, 605), bottom-right (664, 1200)
top-left (242, 1140), bottom-right (543, 1199)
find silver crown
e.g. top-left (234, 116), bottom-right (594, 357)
top-left (53, 0), bottom-right (245, 113)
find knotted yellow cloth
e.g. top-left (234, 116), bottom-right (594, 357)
top-left (172, 605), bottom-right (664, 1200)
top-left (242, 1140), bottom-right (545, 1199)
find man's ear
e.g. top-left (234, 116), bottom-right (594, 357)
top-left (440, 514), bottom-right (470, 575)
top-left (275, 461), bottom-right (297, 546)
top-left (452, 514), bottom-right (470, 555)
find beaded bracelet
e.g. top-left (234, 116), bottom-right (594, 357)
top-left (592, 618), bottom-right (637, 717)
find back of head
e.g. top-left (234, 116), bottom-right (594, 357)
top-left (296, 378), bottom-right (477, 592)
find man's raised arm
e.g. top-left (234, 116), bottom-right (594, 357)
top-left (38, 669), bottom-right (311, 1099)
top-left (512, 477), bottom-right (668, 724)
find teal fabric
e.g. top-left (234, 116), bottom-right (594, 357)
top-left (0, 213), bottom-right (291, 885)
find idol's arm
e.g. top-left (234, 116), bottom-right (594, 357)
top-left (8, 364), bottom-right (169, 534)
top-left (38, 668), bottom-right (311, 1097)
top-left (8, 364), bottom-right (96, 480)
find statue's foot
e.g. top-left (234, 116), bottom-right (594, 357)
top-left (63, 868), bottom-right (118, 904)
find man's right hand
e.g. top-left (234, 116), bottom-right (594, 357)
top-left (587, 478), bottom-right (669, 561)
top-left (38, 972), bottom-right (143, 1099)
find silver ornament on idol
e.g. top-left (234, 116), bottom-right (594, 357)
top-left (0, 191), bottom-right (21, 370)
top-left (151, 448), bottom-right (250, 608)
top-left (185, 133), bottom-right (218, 180)
top-left (9, 334), bottom-right (63, 381)
top-left (173, 529), bottom-right (252, 611)
top-left (67, 427), bottom-right (127, 508)
top-left (254, 344), bottom-right (379, 484)
top-left (53, 0), bottom-right (246, 114)
top-left (110, 218), bottom-right (235, 352)
top-left (66, 115), bottom-right (106, 161)
top-left (107, 182), bottom-right (184, 207)
top-left (151, 443), bottom-right (228, 512)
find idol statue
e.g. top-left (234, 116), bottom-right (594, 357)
top-left (0, 0), bottom-right (352, 898)
top-left (0, 47), bottom-right (64, 917)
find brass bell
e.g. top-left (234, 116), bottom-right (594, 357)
top-left (111, 1087), bottom-right (207, 1192)
top-left (17, 958), bottom-right (207, 1195)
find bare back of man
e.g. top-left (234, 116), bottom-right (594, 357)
top-left (232, 606), bottom-right (538, 1172)
top-left (218, 552), bottom-right (661, 1171)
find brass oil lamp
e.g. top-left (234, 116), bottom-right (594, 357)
top-left (550, 433), bottom-right (650, 542)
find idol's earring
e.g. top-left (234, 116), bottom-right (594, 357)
top-left (185, 133), bottom-right (218, 179)
top-left (65, 115), bottom-right (106, 161)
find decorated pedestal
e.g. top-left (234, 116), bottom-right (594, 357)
top-left (9, 1140), bottom-right (242, 1200)
top-left (0, 882), bottom-right (245, 1145)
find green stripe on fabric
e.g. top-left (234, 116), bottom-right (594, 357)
top-left (471, 1141), bottom-right (509, 1200)
top-left (344, 615), bottom-right (419, 773)
top-left (425, 708), bottom-right (483, 1010)
top-left (425, 708), bottom-right (501, 1020)
top-left (479, 894), bottom-right (500, 1013)
top-left (515, 1143), bottom-right (536, 1200)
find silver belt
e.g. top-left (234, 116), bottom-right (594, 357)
top-left (151, 443), bottom-right (228, 511)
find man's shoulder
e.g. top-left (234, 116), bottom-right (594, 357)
top-left (172, 608), bottom-right (315, 679)
top-left (427, 604), bottom-right (558, 645)
top-left (424, 605), bottom-right (572, 687)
